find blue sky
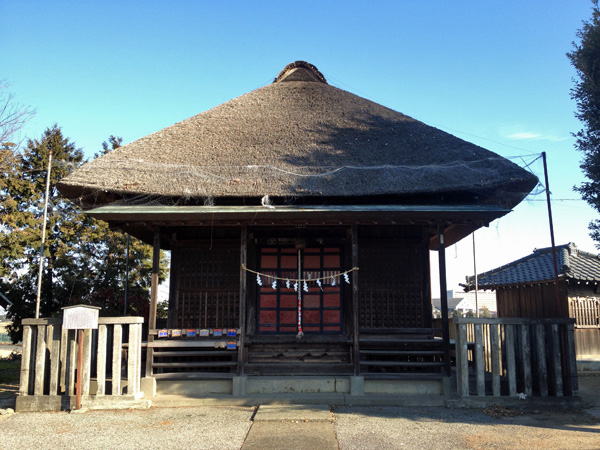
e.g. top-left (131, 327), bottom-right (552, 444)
top-left (2, 1), bottom-right (597, 295)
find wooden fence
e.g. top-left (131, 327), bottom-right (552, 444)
top-left (454, 318), bottom-right (578, 398)
top-left (568, 298), bottom-right (600, 359)
top-left (18, 316), bottom-right (143, 410)
top-left (569, 297), bottom-right (600, 327)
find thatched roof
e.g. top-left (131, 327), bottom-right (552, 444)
top-left (58, 61), bottom-right (538, 208)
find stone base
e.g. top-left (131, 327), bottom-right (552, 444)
top-left (141, 377), bottom-right (156, 397)
top-left (15, 394), bottom-right (149, 412)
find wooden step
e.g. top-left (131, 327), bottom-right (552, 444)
top-left (359, 350), bottom-right (443, 356)
top-left (359, 337), bottom-right (441, 344)
top-left (362, 372), bottom-right (446, 380)
top-left (148, 340), bottom-right (236, 348)
top-left (152, 372), bottom-right (235, 380)
top-left (244, 363), bottom-right (354, 376)
top-left (152, 361), bottom-right (237, 368)
top-left (360, 360), bottom-right (445, 367)
top-left (153, 350), bottom-right (235, 357)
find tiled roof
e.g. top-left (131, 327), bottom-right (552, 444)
top-left (464, 243), bottom-right (600, 289)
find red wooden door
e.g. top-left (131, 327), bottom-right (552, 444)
top-left (257, 246), bottom-right (342, 334)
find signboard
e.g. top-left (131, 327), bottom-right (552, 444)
top-left (62, 305), bottom-right (100, 330)
top-left (158, 329), bottom-right (168, 338)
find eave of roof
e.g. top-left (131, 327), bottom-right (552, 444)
top-left (88, 203), bottom-right (510, 223)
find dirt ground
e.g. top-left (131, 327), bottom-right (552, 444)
top-left (2, 370), bottom-right (599, 449)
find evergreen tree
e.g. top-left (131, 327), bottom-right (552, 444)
top-left (1, 128), bottom-right (167, 342)
top-left (569, 2), bottom-right (600, 245)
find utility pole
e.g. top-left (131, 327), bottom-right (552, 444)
top-left (542, 152), bottom-right (561, 305)
top-left (35, 149), bottom-right (53, 319)
top-left (473, 231), bottom-right (479, 318)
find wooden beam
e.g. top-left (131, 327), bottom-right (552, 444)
top-left (438, 225), bottom-right (451, 376)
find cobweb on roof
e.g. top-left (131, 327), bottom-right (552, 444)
top-left (68, 153), bottom-right (545, 208)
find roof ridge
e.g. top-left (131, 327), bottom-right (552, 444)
top-left (274, 61), bottom-right (327, 84)
top-left (470, 243), bottom-right (570, 281)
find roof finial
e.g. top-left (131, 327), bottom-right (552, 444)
top-left (274, 61), bottom-right (327, 84)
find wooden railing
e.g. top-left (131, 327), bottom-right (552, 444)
top-left (19, 317), bottom-right (143, 403)
top-left (454, 318), bottom-right (578, 397)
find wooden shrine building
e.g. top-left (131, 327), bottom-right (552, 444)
top-left (58, 61), bottom-right (538, 390)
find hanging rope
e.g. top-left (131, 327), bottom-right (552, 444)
top-left (241, 264), bottom-right (359, 283)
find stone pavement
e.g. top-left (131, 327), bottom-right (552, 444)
top-left (241, 404), bottom-right (338, 450)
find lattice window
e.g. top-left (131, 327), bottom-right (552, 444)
top-left (358, 240), bottom-right (424, 328)
top-left (175, 243), bottom-right (240, 329)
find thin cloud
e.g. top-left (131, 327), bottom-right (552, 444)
top-left (506, 132), bottom-right (569, 142)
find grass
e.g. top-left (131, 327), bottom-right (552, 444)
top-left (0, 359), bottom-right (20, 385)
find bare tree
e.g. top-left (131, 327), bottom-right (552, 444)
top-left (0, 79), bottom-right (36, 147)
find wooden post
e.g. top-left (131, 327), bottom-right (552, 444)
top-left (535, 324), bottom-right (548, 397)
top-left (238, 224), bottom-right (247, 376)
top-left (490, 324), bottom-right (501, 396)
top-left (146, 229), bottom-right (160, 378)
top-left (351, 224), bottom-right (360, 376)
top-left (474, 323), bottom-right (485, 396)
top-left (551, 323), bottom-right (563, 397)
top-left (564, 323), bottom-right (579, 396)
top-left (81, 329), bottom-right (92, 395)
top-left (97, 324), bottom-right (107, 396)
top-left (67, 331), bottom-right (77, 396)
top-left (34, 325), bottom-right (47, 396)
top-left (112, 325), bottom-right (123, 395)
top-left (49, 325), bottom-right (61, 396)
top-left (456, 321), bottom-right (469, 396)
top-left (19, 326), bottom-right (32, 396)
top-left (505, 324), bottom-right (517, 397)
top-left (59, 327), bottom-right (68, 394)
top-left (76, 329), bottom-right (83, 410)
top-left (438, 226), bottom-right (451, 376)
top-left (127, 323), bottom-right (141, 395)
top-left (520, 324), bottom-right (533, 397)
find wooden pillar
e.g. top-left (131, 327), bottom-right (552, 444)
top-left (146, 228), bottom-right (160, 378)
top-left (438, 225), bottom-right (451, 376)
top-left (351, 224), bottom-right (360, 376)
top-left (167, 232), bottom-right (177, 329)
top-left (238, 224), bottom-right (247, 376)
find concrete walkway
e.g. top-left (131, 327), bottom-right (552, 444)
top-left (242, 404), bottom-right (337, 450)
